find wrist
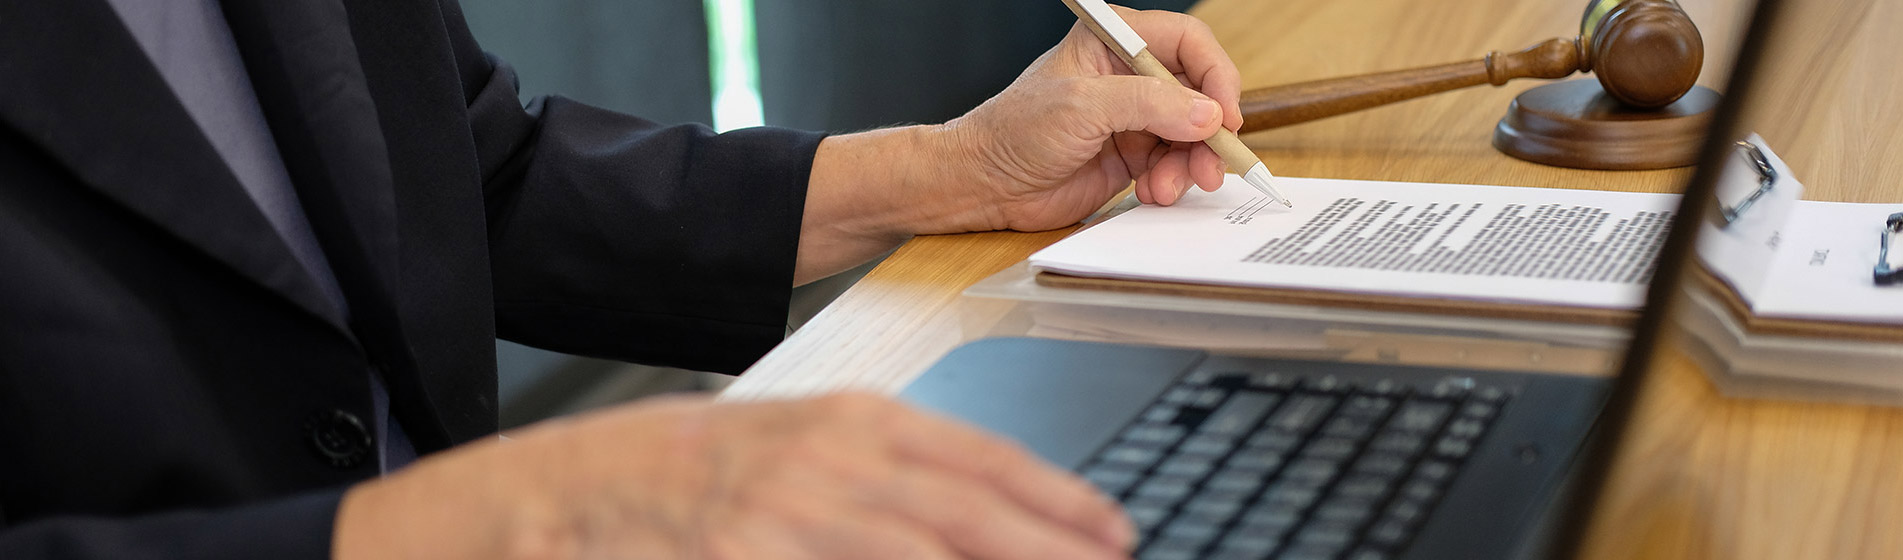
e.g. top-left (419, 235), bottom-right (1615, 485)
top-left (332, 454), bottom-right (576, 560)
top-left (913, 120), bottom-right (1011, 233)
top-left (809, 124), bottom-right (1001, 238)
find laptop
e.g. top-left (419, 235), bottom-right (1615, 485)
top-left (897, 0), bottom-right (1787, 557)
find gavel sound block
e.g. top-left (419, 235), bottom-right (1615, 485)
top-left (1237, 0), bottom-right (1718, 170)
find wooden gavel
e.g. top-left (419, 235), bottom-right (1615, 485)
top-left (1237, 0), bottom-right (1704, 133)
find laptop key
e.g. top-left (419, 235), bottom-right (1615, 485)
top-left (1293, 520), bottom-right (1359, 548)
top-left (1217, 531), bottom-right (1284, 554)
top-left (1340, 395), bottom-right (1397, 418)
top-left (1182, 495), bottom-right (1247, 519)
top-left (1459, 401), bottom-right (1500, 420)
top-left (1125, 503), bottom-right (1172, 532)
top-left (1261, 484), bottom-right (1323, 510)
top-left (1200, 392), bottom-right (1279, 435)
top-left (1178, 433), bottom-right (1236, 456)
top-left (1139, 537), bottom-right (1207, 560)
top-left (1428, 377), bottom-right (1474, 400)
top-left (1363, 378), bottom-right (1408, 398)
top-left (1249, 372), bottom-right (1299, 391)
top-left (1365, 519), bottom-right (1411, 548)
top-left (1156, 456), bottom-right (1217, 479)
top-left (1123, 423), bottom-right (1188, 446)
top-left (1445, 417), bottom-right (1486, 439)
top-left (1433, 435), bottom-right (1475, 459)
top-left (1332, 475), bottom-right (1393, 502)
top-left (1281, 542), bottom-right (1349, 560)
top-left (1239, 506), bottom-right (1304, 534)
top-left (1246, 430), bottom-right (1302, 452)
top-left (1383, 497), bottom-right (1428, 527)
top-left (1415, 459), bottom-right (1457, 484)
top-left (1267, 395), bottom-right (1339, 434)
top-left (1208, 372), bottom-right (1253, 390)
top-left (1351, 452), bottom-right (1410, 478)
top-left (1346, 547), bottom-right (1393, 560)
top-left (1368, 433), bottom-right (1426, 457)
top-left (1303, 375), bottom-right (1350, 394)
top-left (1099, 444), bottom-right (1165, 469)
top-left (1226, 447), bottom-right (1288, 472)
top-left (1133, 476), bottom-right (1196, 504)
top-left (1397, 479), bottom-right (1440, 504)
top-left (1389, 400), bottom-right (1452, 433)
top-left (1300, 437), bottom-right (1360, 461)
top-left (1191, 388), bottom-right (1228, 409)
top-left (1206, 469), bottom-right (1269, 494)
top-left (1160, 517), bottom-right (1222, 544)
top-left (1319, 415), bottom-right (1379, 440)
top-left (1313, 498), bottom-right (1377, 526)
top-left (1211, 534), bottom-right (1282, 559)
top-left (1280, 459), bottom-right (1341, 487)
top-left (1081, 465), bottom-right (1142, 495)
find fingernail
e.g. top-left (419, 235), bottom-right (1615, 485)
top-left (1189, 98), bottom-right (1218, 127)
top-left (1175, 173), bottom-right (1191, 198)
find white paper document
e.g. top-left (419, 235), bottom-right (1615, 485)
top-left (1030, 175), bottom-right (1681, 309)
top-left (1746, 202), bottom-right (1903, 324)
top-left (1695, 136), bottom-right (1903, 325)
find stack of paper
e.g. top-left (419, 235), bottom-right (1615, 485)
top-left (1030, 175), bottom-right (1682, 310)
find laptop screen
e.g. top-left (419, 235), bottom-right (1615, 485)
top-left (1553, 0), bottom-right (1903, 555)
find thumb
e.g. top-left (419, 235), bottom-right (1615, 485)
top-left (1071, 75), bottom-right (1226, 143)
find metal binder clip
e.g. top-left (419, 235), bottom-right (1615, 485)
top-left (1878, 212), bottom-right (1903, 286)
top-left (1718, 141), bottom-right (1777, 225)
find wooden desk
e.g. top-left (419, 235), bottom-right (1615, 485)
top-left (725, 0), bottom-right (1903, 557)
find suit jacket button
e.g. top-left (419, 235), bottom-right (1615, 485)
top-left (304, 410), bottom-right (373, 469)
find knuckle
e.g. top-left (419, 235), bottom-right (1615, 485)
top-left (1189, 15), bottom-right (1214, 37)
top-left (1055, 78), bottom-right (1099, 110)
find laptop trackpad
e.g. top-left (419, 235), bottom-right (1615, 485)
top-left (900, 338), bottom-right (1204, 469)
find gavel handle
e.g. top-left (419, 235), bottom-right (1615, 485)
top-left (1238, 38), bottom-right (1581, 133)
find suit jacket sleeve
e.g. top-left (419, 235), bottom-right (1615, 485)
top-left (439, 2), bottom-right (824, 374)
top-left (0, 489), bottom-right (343, 559)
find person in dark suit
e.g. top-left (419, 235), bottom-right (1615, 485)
top-left (0, 0), bottom-right (1244, 557)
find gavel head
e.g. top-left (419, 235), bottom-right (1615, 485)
top-left (1578, 0), bottom-right (1704, 108)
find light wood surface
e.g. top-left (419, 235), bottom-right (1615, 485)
top-left (723, 0), bottom-right (1903, 557)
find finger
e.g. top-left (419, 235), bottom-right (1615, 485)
top-left (1072, 74), bottom-right (1225, 143)
top-left (879, 467), bottom-right (1125, 560)
top-left (1190, 143), bottom-right (1226, 192)
top-left (885, 411), bottom-right (1134, 551)
top-left (1147, 146), bottom-right (1195, 206)
top-left (1112, 131), bottom-right (1163, 179)
top-left (1121, 134), bottom-right (1171, 206)
top-left (1113, 7), bottom-right (1244, 131)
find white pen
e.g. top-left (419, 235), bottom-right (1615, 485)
top-left (1059, 0), bottom-right (1292, 207)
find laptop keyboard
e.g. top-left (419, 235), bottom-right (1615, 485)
top-left (1078, 369), bottom-right (1511, 560)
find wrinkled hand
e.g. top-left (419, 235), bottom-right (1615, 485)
top-left (334, 393), bottom-right (1134, 560)
top-left (944, 6), bottom-right (1244, 232)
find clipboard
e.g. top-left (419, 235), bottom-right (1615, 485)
top-left (1034, 270), bottom-right (1637, 326)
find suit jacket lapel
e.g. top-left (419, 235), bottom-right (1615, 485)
top-left (0, 0), bottom-right (349, 332)
top-left (219, 0), bottom-right (452, 449)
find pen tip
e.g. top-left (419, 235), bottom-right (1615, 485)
top-left (1282, 199), bottom-right (1294, 208)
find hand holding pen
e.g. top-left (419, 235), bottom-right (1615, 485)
top-left (1061, 0), bottom-right (1292, 207)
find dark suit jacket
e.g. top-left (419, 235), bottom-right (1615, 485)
top-left (0, 0), bottom-right (822, 556)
